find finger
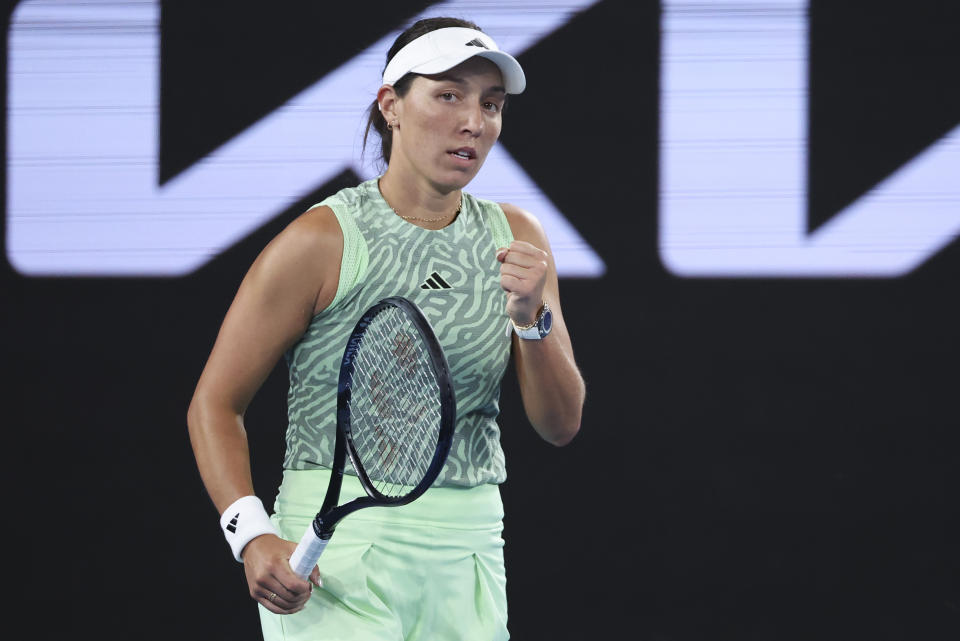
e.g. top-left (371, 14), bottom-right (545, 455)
top-left (500, 252), bottom-right (544, 270)
top-left (267, 574), bottom-right (313, 603)
top-left (499, 270), bottom-right (527, 292)
top-left (506, 240), bottom-right (547, 259)
top-left (261, 573), bottom-right (311, 604)
top-left (257, 588), bottom-right (302, 614)
top-left (499, 273), bottom-right (522, 293)
top-left (258, 596), bottom-right (305, 615)
top-left (309, 567), bottom-right (323, 589)
top-left (499, 262), bottom-right (542, 284)
top-left (500, 274), bottom-right (541, 300)
top-left (273, 558), bottom-right (314, 595)
top-left (496, 242), bottom-right (546, 263)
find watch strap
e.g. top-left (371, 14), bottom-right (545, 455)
top-left (511, 301), bottom-right (551, 340)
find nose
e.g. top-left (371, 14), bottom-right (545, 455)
top-left (462, 103), bottom-right (485, 138)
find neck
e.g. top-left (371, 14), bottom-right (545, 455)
top-left (378, 166), bottom-right (462, 227)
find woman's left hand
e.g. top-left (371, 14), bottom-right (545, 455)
top-left (496, 240), bottom-right (548, 325)
top-left (495, 203), bottom-right (584, 446)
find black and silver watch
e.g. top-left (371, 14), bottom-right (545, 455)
top-left (511, 302), bottom-right (553, 340)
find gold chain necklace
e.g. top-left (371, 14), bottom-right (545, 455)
top-left (393, 198), bottom-right (462, 223)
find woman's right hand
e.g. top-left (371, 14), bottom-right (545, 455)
top-left (186, 206), bottom-right (341, 614)
top-left (242, 534), bottom-right (322, 615)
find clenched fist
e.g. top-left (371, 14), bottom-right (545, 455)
top-left (496, 240), bottom-right (548, 325)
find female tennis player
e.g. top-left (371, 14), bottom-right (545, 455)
top-left (188, 16), bottom-right (585, 641)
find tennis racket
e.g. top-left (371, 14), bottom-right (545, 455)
top-left (288, 296), bottom-right (456, 579)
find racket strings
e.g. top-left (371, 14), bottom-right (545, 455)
top-left (355, 370), bottom-right (434, 486)
top-left (349, 308), bottom-right (443, 498)
top-left (353, 349), bottom-right (438, 493)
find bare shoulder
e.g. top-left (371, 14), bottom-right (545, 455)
top-left (498, 202), bottom-right (549, 247)
top-left (260, 205), bottom-right (341, 263)
top-left (274, 205), bottom-right (342, 255)
top-left (249, 205), bottom-right (344, 314)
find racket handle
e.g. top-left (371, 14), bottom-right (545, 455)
top-left (289, 522), bottom-right (330, 579)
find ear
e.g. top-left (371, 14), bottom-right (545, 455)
top-left (377, 85), bottom-right (401, 124)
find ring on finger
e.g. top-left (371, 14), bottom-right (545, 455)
top-left (268, 591), bottom-right (278, 603)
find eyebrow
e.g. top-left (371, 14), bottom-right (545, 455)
top-left (432, 73), bottom-right (506, 95)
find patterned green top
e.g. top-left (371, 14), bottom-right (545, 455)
top-left (283, 178), bottom-right (515, 487)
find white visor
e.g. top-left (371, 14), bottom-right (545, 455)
top-left (382, 27), bottom-right (526, 94)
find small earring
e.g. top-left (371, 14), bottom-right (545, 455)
top-left (390, 119), bottom-right (399, 130)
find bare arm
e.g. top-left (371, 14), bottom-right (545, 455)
top-left (187, 205), bottom-right (342, 612)
top-left (498, 203), bottom-right (585, 446)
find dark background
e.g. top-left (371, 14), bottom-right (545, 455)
top-left (3, 1), bottom-right (958, 639)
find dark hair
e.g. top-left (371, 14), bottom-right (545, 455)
top-left (363, 17), bottom-right (484, 167)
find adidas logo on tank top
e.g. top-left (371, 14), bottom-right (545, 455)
top-left (420, 271), bottom-right (452, 290)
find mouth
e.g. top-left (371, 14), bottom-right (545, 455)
top-left (448, 147), bottom-right (477, 161)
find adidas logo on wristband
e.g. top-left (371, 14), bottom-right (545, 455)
top-left (219, 496), bottom-right (279, 562)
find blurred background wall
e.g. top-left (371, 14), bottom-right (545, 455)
top-left (3, 1), bottom-right (958, 639)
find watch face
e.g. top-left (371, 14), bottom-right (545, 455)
top-left (540, 309), bottom-right (553, 334)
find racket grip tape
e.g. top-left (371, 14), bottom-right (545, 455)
top-left (289, 523), bottom-right (330, 579)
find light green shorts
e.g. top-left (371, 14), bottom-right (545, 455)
top-left (259, 469), bottom-right (509, 641)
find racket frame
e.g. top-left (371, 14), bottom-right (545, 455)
top-left (309, 296), bottom-right (456, 540)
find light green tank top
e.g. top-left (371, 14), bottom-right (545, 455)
top-left (283, 178), bottom-right (515, 487)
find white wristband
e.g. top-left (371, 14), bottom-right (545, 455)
top-left (219, 496), bottom-right (279, 562)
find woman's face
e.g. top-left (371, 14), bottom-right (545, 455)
top-left (388, 57), bottom-right (506, 192)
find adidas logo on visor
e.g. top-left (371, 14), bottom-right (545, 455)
top-left (464, 38), bottom-right (489, 49)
